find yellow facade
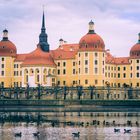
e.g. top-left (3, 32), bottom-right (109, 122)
top-left (0, 15), bottom-right (140, 88)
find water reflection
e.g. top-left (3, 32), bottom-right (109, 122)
top-left (0, 111), bottom-right (140, 140)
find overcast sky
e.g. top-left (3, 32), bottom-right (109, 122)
top-left (0, 0), bottom-right (139, 57)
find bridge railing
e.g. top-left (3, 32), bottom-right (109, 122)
top-left (0, 85), bottom-right (140, 100)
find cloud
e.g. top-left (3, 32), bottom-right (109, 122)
top-left (0, 0), bottom-right (139, 57)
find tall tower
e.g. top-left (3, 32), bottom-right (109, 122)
top-left (39, 10), bottom-right (50, 52)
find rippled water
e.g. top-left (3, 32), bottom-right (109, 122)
top-left (0, 110), bottom-right (140, 140)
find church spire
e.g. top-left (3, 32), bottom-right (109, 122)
top-left (42, 10), bottom-right (45, 31)
top-left (39, 9), bottom-right (50, 52)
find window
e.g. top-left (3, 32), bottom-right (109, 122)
top-left (73, 62), bottom-right (76, 66)
top-left (1, 71), bottom-right (4, 76)
top-left (137, 83), bottom-right (139, 87)
top-left (37, 75), bottom-right (39, 82)
top-left (20, 71), bottom-right (22, 76)
top-left (1, 82), bottom-right (4, 87)
top-left (17, 64), bottom-right (18, 68)
top-left (63, 81), bottom-right (66, 85)
top-left (102, 61), bottom-right (104, 65)
top-left (123, 67), bottom-right (126, 71)
top-left (123, 73), bottom-right (126, 78)
top-left (37, 69), bottom-right (39, 73)
top-left (95, 60), bottom-right (98, 65)
top-left (73, 81), bottom-right (76, 85)
top-left (85, 60), bottom-right (88, 65)
top-left (79, 80), bottom-right (80, 84)
top-left (118, 73), bottom-right (120, 78)
top-left (105, 66), bottom-right (107, 70)
top-left (85, 52), bottom-right (88, 57)
top-left (2, 58), bottom-right (4, 61)
top-left (52, 78), bottom-right (55, 82)
top-left (57, 81), bottom-right (60, 85)
top-left (85, 68), bottom-right (88, 73)
top-left (111, 67), bottom-right (113, 71)
top-left (137, 66), bottom-right (139, 70)
top-left (63, 62), bottom-right (66, 67)
top-left (57, 62), bottom-right (60, 66)
top-left (95, 68), bottom-right (98, 74)
top-left (26, 75), bottom-right (28, 83)
top-left (73, 69), bottom-right (76, 74)
top-left (102, 68), bottom-right (104, 74)
top-left (103, 53), bottom-right (104, 57)
top-left (79, 53), bottom-right (80, 57)
top-left (1, 64), bottom-right (4, 68)
top-left (130, 66), bottom-right (132, 70)
top-left (130, 73), bottom-right (132, 78)
top-left (79, 61), bottom-right (80, 65)
top-left (137, 73), bottom-right (139, 78)
top-left (95, 79), bottom-right (98, 85)
top-left (118, 83), bottom-right (120, 87)
top-left (63, 69), bottom-right (66, 75)
top-left (114, 67), bottom-right (116, 71)
top-left (14, 64), bottom-right (16, 68)
top-left (85, 79), bottom-right (88, 84)
top-left (118, 67), bottom-right (120, 71)
top-left (108, 66), bottom-right (110, 70)
top-left (79, 68), bottom-right (80, 74)
top-left (137, 60), bottom-right (139, 63)
top-left (95, 53), bottom-right (98, 57)
top-left (57, 69), bottom-right (60, 75)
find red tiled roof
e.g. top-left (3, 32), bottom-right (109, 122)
top-left (21, 46), bottom-right (56, 67)
top-left (114, 57), bottom-right (130, 65)
top-left (105, 52), bottom-right (130, 65)
top-left (15, 54), bottom-right (27, 62)
top-left (56, 43), bottom-right (79, 51)
top-left (130, 43), bottom-right (140, 58)
top-left (51, 50), bottom-right (77, 60)
top-left (79, 33), bottom-right (105, 51)
top-left (0, 40), bottom-right (17, 57)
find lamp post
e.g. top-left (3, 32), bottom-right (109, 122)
top-left (26, 84), bottom-right (29, 99)
top-left (90, 85), bottom-right (95, 99)
top-left (64, 86), bottom-right (67, 100)
top-left (77, 86), bottom-right (82, 100)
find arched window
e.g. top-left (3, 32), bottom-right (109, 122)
top-left (52, 69), bottom-right (56, 75)
top-left (29, 69), bottom-right (34, 76)
top-left (24, 69), bottom-right (28, 84)
top-left (48, 69), bottom-right (51, 74)
top-left (43, 69), bottom-right (47, 84)
top-left (35, 69), bottom-right (40, 83)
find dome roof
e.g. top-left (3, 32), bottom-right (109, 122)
top-left (0, 40), bottom-right (17, 57)
top-left (79, 20), bottom-right (105, 51)
top-left (79, 33), bottom-right (105, 51)
top-left (130, 33), bottom-right (140, 58)
top-left (22, 46), bottom-right (56, 67)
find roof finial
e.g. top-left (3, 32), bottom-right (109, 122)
top-left (88, 20), bottom-right (95, 34)
top-left (2, 29), bottom-right (8, 41)
top-left (42, 5), bottom-right (45, 29)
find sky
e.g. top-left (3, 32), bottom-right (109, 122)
top-left (0, 0), bottom-right (139, 57)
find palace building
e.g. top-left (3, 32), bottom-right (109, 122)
top-left (0, 12), bottom-right (140, 88)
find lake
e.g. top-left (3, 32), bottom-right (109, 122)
top-left (0, 107), bottom-right (140, 140)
